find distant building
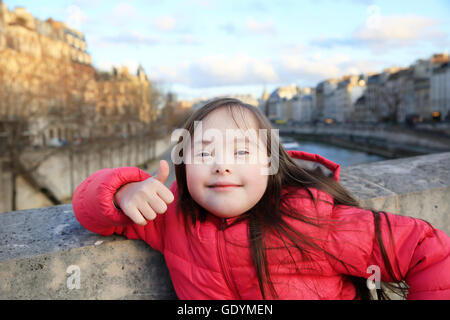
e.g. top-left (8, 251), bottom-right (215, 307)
top-left (257, 87), bottom-right (270, 116)
top-left (177, 99), bottom-right (194, 111)
top-left (317, 79), bottom-right (338, 122)
top-left (0, 4), bottom-right (91, 64)
top-left (382, 69), bottom-right (414, 123)
top-left (365, 67), bottom-right (409, 122)
top-left (266, 85), bottom-right (300, 121)
top-left (367, 72), bottom-right (388, 122)
top-left (410, 55), bottom-right (449, 121)
top-left (386, 56), bottom-right (449, 123)
top-left (334, 75), bottom-right (367, 122)
top-left (431, 63), bottom-right (450, 120)
top-left (0, 3), bottom-right (157, 146)
top-left (394, 56), bottom-right (449, 122)
top-left (191, 94), bottom-right (258, 112)
top-left (431, 53), bottom-right (450, 65)
top-left (95, 65), bottom-right (154, 137)
top-left (293, 87), bottom-right (315, 123)
top-left (412, 77), bottom-right (431, 122)
top-left (227, 94), bottom-right (259, 107)
top-left (353, 95), bottom-right (367, 122)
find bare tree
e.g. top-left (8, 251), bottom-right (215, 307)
top-left (378, 69), bottom-right (412, 124)
top-left (0, 46), bottom-right (169, 211)
top-left (0, 51), bottom-right (60, 210)
top-left (0, 49), bottom-right (99, 210)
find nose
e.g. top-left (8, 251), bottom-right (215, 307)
top-left (213, 163), bottom-right (232, 174)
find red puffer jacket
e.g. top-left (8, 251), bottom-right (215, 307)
top-left (72, 150), bottom-right (450, 300)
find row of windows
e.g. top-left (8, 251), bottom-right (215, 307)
top-left (45, 123), bottom-right (137, 142)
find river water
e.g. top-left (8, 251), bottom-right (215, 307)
top-left (281, 136), bottom-right (386, 167)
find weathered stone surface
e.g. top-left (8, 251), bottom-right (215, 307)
top-left (0, 239), bottom-right (176, 300)
top-left (0, 204), bottom-right (111, 262)
top-left (0, 205), bottom-right (176, 299)
top-left (341, 152), bottom-right (450, 234)
top-left (341, 152), bottom-right (450, 195)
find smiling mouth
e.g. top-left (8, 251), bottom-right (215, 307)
top-left (208, 184), bottom-right (243, 188)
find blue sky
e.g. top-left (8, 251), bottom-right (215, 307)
top-left (4, 0), bottom-right (450, 100)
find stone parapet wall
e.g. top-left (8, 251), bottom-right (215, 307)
top-left (0, 136), bottom-right (172, 213)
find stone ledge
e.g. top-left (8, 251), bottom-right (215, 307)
top-left (340, 152), bottom-right (450, 234)
top-left (0, 152), bottom-right (449, 299)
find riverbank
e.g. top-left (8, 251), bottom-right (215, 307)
top-left (277, 123), bottom-right (450, 159)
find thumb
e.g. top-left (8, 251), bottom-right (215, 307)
top-left (155, 160), bottom-right (170, 183)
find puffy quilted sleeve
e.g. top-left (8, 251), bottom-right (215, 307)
top-left (326, 205), bottom-right (450, 300)
top-left (72, 167), bottom-right (167, 253)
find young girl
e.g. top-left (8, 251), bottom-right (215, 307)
top-left (72, 98), bottom-right (450, 300)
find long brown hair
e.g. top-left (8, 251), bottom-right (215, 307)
top-left (174, 97), bottom-right (408, 300)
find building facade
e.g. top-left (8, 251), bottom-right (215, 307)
top-left (0, 4), bottom-right (155, 147)
top-left (431, 63), bottom-right (450, 120)
top-left (315, 79), bottom-right (338, 122)
top-left (293, 87), bottom-right (315, 123)
top-left (0, 4), bottom-right (91, 64)
top-left (333, 75), bottom-right (366, 123)
top-left (265, 85), bottom-right (300, 121)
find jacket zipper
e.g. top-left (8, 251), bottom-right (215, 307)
top-left (217, 218), bottom-right (241, 299)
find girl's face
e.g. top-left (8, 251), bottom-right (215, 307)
top-left (185, 107), bottom-right (269, 219)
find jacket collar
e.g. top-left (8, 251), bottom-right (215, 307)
top-left (286, 150), bottom-right (340, 182)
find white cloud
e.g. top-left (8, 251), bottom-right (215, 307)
top-left (245, 17), bottom-right (275, 34)
top-left (96, 59), bottom-right (140, 74)
top-left (100, 31), bottom-right (159, 46)
top-left (150, 54), bottom-right (279, 87)
top-left (65, 5), bottom-right (88, 30)
top-left (280, 52), bottom-right (345, 80)
top-left (278, 49), bottom-right (380, 84)
top-left (73, 0), bottom-right (103, 7)
top-left (97, 61), bottom-right (114, 72)
top-left (110, 2), bottom-right (139, 25)
top-left (198, 54), bottom-right (251, 83)
top-left (355, 14), bottom-right (445, 50)
top-left (177, 34), bottom-right (201, 45)
top-left (252, 60), bottom-right (278, 82)
top-left (312, 14), bottom-right (447, 53)
top-left (154, 16), bottom-right (176, 31)
top-left (187, 0), bottom-right (216, 8)
top-left (148, 49), bottom-right (382, 89)
top-left (113, 2), bottom-right (138, 17)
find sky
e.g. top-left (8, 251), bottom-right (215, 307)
top-left (3, 0), bottom-right (450, 100)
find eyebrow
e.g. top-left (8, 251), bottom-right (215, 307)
top-left (194, 139), bottom-right (214, 146)
top-left (194, 136), bottom-right (259, 147)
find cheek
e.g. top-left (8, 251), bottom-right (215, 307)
top-left (185, 165), bottom-right (206, 198)
top-left (240, 165), bottom-right (269, 193)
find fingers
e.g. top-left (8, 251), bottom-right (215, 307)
top-left (126, 201), bottom-right (161, 226)
top-left (147, 195), bottom-right (168, 214)
top-left (118, 162), bottom-right (174, 227)
top-left (138, 201), bottom-right (157, 221)
top-left (156, 185), bottom-right (175, 204)
top-left (123, 190), bottom-right (171, 226)
top-left (155, 160), bottom-right (170, 184)
top-left (125, 206), bottom-right (148, 226)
